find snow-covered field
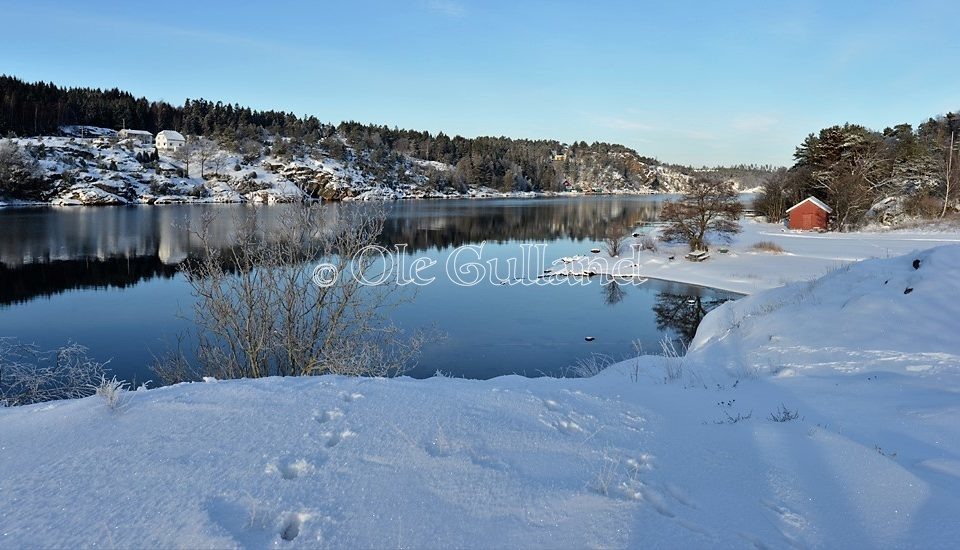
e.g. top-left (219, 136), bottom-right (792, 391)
top-left (553, 218), bottom-right (960, 294)
top-left (2, 229), bottom-right (960, 547)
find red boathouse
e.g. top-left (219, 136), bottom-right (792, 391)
top-left (786, 196), bottom-right (832, 230)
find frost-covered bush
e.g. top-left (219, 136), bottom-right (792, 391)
top-left (92, 375), bottom-right (131, 411)
top-left (0, 340), bottom-right (108, 406)
top-left (568, 353), bottom-right (614, 378)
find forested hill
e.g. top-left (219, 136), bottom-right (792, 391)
top-left (0, 75), bottom-right (775, 203)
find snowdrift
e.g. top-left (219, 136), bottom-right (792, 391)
top-left (689, 244), bottom-right (960, 377)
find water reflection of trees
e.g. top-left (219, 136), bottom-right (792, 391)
top-left (601, 277), bottom-right (629, 306)
top-left (0, 198), bottom-right (666, 304)
top-left (0, 257), bottom-right (179, 307)
top-left (652, 292), bottom-right (731, 345)
top-left (379, 198), bottom-right (663, 251)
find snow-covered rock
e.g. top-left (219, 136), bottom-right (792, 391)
top-left (52, 185), bottom-right (128, 205)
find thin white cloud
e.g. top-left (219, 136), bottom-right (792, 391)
top-left (426, 0), bottom-right (466, 17)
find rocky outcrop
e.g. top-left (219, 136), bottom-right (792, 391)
top-left (52, 186), bottom-right (128, 206)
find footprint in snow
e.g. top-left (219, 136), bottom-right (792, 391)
top-left (316, 408), bottom-right (344, 424)
top-left (280, 511), bottom-right (310, 542)
top-left (663, 483), bottom-right (695, 508)
top-left (325, 429), bottom-right (356, 448)
top-left (637, 485), bottom-right (676, 518)
top-left (267, 457), bottom-right (316, 480)
top-left (543, 399), bottom-right (561, 411)
top-left (554, 419), bottom-right (584, 434)
top-left (341, 392), bottom-right (364, 403)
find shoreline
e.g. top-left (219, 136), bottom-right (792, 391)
top-left (0, 188), bottom-right (678, 209)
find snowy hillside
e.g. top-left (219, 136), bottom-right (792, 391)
top-left (1, 245), bottom-right (958, 548)
top-left (0, 128), bottom-right (694, 206)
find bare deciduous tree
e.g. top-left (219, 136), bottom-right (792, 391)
top-left (659, 176), bottom-right (742, 251)
top-left (171, 139), bottom-right (191, 177)
top-left (602, 225), bottom-right (628, 257)
top-left (192, 136), bottom-right (220, 179)
top-left (754, 167), bottom-right (795, 222)
top-left (942, 131), bottom-right (957, 218)
top-left (154, 203), bottom-right (425, 383)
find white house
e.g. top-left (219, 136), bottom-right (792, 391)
top-left (156, 130), bottom-right (187, 153)
top-left (118, 129), bottom-right (153, 145)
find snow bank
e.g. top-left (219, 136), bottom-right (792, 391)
top-left (689, 244), bottom-right (960, 376)
top-left (1, 246), bottom-right (959, 548)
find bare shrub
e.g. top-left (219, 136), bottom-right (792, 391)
top-left (603, 226), bottom-right (627, 257)
top-left (715, 409), bottom-right (753, 424)
top-left (0, 340), bottom-right (108, 406)
top-left (904, 192), bottom-right (944, 218)
top-left (156, 203), bottom-right (424, 382)
top-left (750, 241), bottom-right (785, 253)
top-left (639, 234), bottom-right (658, 252)
top-left (769, 403), bottom-right (800, 422)
top-left (150, 339), bottom-right (201, 385)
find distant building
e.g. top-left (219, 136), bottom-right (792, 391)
top-left (552, 153), bottom-right (568, 162)
top-left (118, 129), bottom-right (153, 145)
top-left (787, 196), bottom-right (832, 230)
top-left (156, 130), bottom-right (187, 153)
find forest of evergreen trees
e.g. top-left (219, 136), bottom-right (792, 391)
top-left (0, 75), bottom-right (309, 139)
top-left (755, 114), bottom-right (960, 228)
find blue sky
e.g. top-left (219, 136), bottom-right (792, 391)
top-left (1, 0), bottom-right (958, 166)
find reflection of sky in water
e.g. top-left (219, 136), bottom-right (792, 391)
top-left (0, 197), bottom-right (736, 382)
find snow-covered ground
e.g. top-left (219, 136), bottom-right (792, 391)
top-left (2, 227), bottom-right (959, 547)
top-left (552, 218), bottom-right (960, 294)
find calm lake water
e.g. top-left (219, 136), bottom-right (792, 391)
top-left (0, 197), bottom-right (738, 382)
